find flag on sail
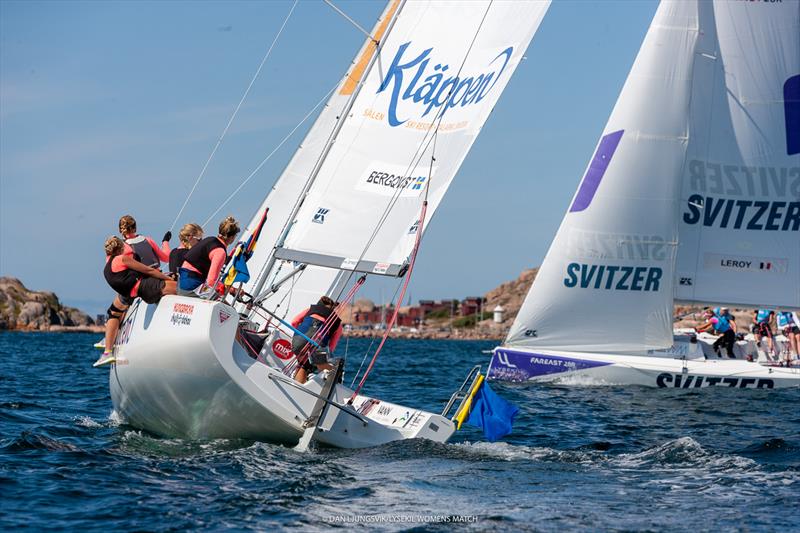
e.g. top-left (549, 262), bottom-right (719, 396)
top-left (223, 208), bottom-right (268, 286)
top-left (454, 374), bottom-right (519, 442)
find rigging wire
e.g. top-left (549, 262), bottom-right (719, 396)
top-left (349, 275), bottom-right (404, 387)
top-left (336, 1), bottom-right (494, 296)
top-left (323, 0), bottom-right (377, 44)
top-left (337, 3), bottom-right (495, 394)
top-left (170, 0), bottom-right (299, 231)
top-left (201, 81), bottom-right (339, 227)
top-left (283, 275), bottom-right (366, 377)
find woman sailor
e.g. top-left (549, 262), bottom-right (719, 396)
top-left (178, 216), bottom-right (239, 296)
top-left (94, 236), bottom-right (177, 367)
top-left (696, 308), bottom-right (736, 359)
top-left (777, 311), bottom-right (800, 365)
top-left (118, 214), bottom-right (171, 269)
top-left (168, 223), bottom-right (203, 277)
top-left (290, 296), bottom-right (342, 384)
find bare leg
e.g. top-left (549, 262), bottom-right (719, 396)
top-left (316, 362), bottom-right (334, 372)
top-left (104, 296), bottom-right (128, 349)
top-left (162, 279), bottom-right (177, 296)
top-left (294, 367), bottom-right (308, 384)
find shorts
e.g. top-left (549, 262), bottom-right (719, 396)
top-left (137, 277), bottom-right (165, 304)
top-left (179, 267), bottom-right (203, 291)
top-left (118, 293), bottom-right (135, 306)
top-left (292, 335), bottom-right (330, 371)
top-left (783, 325), bottom-right (800, 336)
top-left (755, 322), bottom-right (772, 337)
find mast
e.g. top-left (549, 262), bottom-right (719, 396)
top-left (250, 0), bottom-right (406, 300)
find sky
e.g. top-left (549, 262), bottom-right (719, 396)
top-left (0, 0), bottom-right (658, 315)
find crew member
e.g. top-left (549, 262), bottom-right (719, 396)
top-left (95, 236), bottom-right (176, 367)
top-left (290, 296), bottom-right (342, 384)
top-left (696, 308), bottom-right (736, 358)
top-left (752, 309), bottom-right (775, 355)
top-left (777, 311), bottom-right (800, 365)
top-left (179, 216), bottom-right (239, 296)
top-left (119, 214), bottom-right (171, 268)
top-left (169, 223), bottom-right (203, 277)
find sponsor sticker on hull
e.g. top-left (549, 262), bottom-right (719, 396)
top-left (488, 349), bottom-right (612, 382)
top-left (271, 339), bottom-right (293, 360)
top-left (656, 373), bottom-right (774, 389)
top-left (171, 302), bottom-right (194, 327)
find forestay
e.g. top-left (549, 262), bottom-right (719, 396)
top-left (276, 0), bottom-right (551, 275)
top-left (674, 0), bottom-right (800, 310)
top-left (506, 1), bottom-right (706, 353)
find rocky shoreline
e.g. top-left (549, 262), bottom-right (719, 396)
top-left (0, 277), bottom-right (100, 332)
top-left (0, 271), bottom-right (758, 339)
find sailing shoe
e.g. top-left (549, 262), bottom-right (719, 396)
top-left (93, 351), bottom-right (116, 368)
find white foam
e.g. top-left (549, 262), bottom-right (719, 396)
top-left (108, 410), bottom-right (124, 426)
top-left (453, 441), bottom-right (596, 464)
top-left (74, 415), bottom-right (103, 428)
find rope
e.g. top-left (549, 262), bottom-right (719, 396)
top-left (342, 4), bottom-right (493, 399)
top-left (323, 0), bottom-right (377, 43)
top-left (170, 0), bottom-right (299, 231)
top-left (349, 274), bottom-right (404, 387)
top-left (349, 199), bottom-right (428, 401)
top-left (287, 276), bottom-right (365, 372)
top-left (337, 1), bottom-right (494, 292)
top-left (283, 276), bottom-right (367, 376)
top-left (202, 81), bottom-right (339, 227)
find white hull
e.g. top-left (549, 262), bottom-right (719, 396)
top-left (109, 296), bottom-right (455, 448)
top-left (488, 335), bottom-right (800, 389)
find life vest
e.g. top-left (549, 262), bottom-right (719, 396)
top-left (126, 235), bottom-right (159, 268)
top-left (713, 314), bottom-right (731, 333)
top-left (183, 236), bottom-right (226, 278)
top-left (291, 304), bottom-right (341, 353)
top-left (777, 312), bottom-right (794, 328)
top-left (756, 309), bottom-right (773, 324)
top-left (103, 256), bottom-right (139, 297)
top-left (169, 247), bottom-right (189, 275)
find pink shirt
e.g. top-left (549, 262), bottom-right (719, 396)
top-left (123, 234), bottom-right (170, 263)
top-left (181, 237), bottom-right (227, 286)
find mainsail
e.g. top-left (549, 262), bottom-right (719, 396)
top-left (673, 0), bottom-right (800, 309)
top-left (507, 0), bottom-right (799, 354)
top-left (238, 0), bottom-right (550, 322)
top-left (506, 0), bottom-right (705, 353)
top-left (238, 0), bottom-right (405, 318)
top-left (273, 1), bottom-right (551, 275)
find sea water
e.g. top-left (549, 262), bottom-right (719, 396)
top-left (1, 332), bottom-right (798, 531)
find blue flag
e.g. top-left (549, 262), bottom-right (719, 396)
top-left (466, 380), bottom-right (519, 442)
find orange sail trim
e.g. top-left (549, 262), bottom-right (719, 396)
top-left (339, 0), bottom-right (401, 96)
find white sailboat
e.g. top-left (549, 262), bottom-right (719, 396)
top-left (108, 0), bottom-right (551, 447)
top-left (488, 0), bottom-right (800, 388)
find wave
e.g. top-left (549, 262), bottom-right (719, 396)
top-left (1, 432), bottom-right (82, 453)
top-left (612, 436), bottom-right (755, 470)
top-left (0, 401), bottom-right (44, 410)
top-left (74, 416), bottom-right (104, 429)
top-left (452, 440), bottom-right (601, 465)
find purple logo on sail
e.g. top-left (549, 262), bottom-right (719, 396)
top-left (569, 130), bottom-right (624, 212)
top-left (785, 75), bottom-right (800, 156)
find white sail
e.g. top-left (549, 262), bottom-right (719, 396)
top-left (674, 0), bottom-right (800, 310)
top-left (238, 1), bottom-right (405, 318)
top-left (275, 1), bottom-right (551, 275)
top-left (506, 1), bottom-right (708, 353)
